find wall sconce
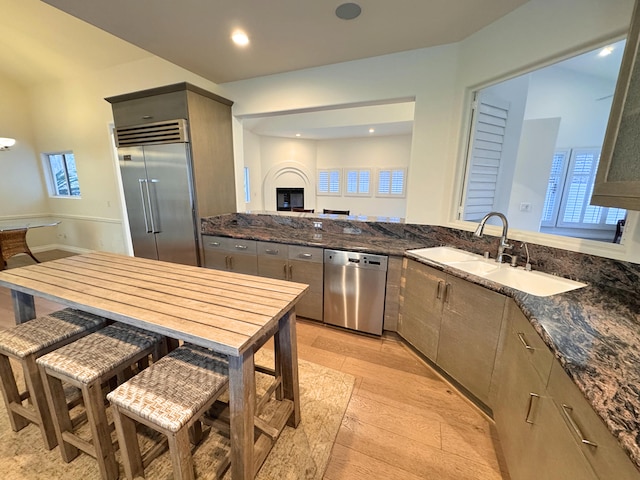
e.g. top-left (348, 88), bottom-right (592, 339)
top-left (0, 137), bottom-right (16, 151)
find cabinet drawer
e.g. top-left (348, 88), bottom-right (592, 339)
top-left (225, 238), bottom-right (257, 254)
top-left (257, 241), bottom-right (288, 259)
top-left (507, 301), bottom-right (554, 384)
top-left (547, 361), bottom-right (640, 480)
top-left (203, 235), bottom-right (226, 251)
top-left (111, 91), bottom-right (188, 127)
top-left (288, 245), bottom-right (323, 263)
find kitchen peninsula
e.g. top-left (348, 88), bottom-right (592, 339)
top-left (202, 211), bottom-right (640, 478)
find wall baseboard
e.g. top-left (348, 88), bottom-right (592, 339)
top-left (31, 244), bottom-right (94, 255)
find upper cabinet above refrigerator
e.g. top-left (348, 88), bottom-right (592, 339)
top-left (593, 0), bottom-right (640, 211)
top-left (106, 82), bottom-right (237, 266)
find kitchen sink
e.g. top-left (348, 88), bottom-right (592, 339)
top-left (407, 246), bottom-right (587, 297)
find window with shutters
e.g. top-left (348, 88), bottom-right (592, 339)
top-left (376, 168), bottom-right (407, 197)
top-left (317, 169), bottom-right (342, 196)
top-left (541, 148), bottom-right (626, 230)
top-left (345, 169), bottom-right (371, 196)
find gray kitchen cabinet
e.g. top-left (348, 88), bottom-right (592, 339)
top-left (203, 235), bottom-right (258, 275)
top-left (399, 258), bottom-right (506, 406)
top-left (436, 274), bottom-right (506, 406)
top-left (592, 0), bottom-right (640, 210)
top-left (494, 300), bottom-right (639, 480)
top-left (398, 258), bottom-right (446, 362)
top-left (257, 242), bottom-right (323, 321)
top-left (383, 256), bottom-right (403, 331)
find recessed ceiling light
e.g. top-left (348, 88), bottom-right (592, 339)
top-left (336, 3), bottom-right (362, 20)
top-left (369, 128), bottom-right (375, 133)
top-left (295, 133), bottom-right (301, 137)
top-left (598, 46), bottom-right (614, 57)
top-left (232, 30), bottom-right (249, 46)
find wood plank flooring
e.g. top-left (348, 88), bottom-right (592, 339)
top-left (0, 250), bottom-right (510, 479)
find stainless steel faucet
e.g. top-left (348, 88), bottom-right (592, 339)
top-left (474, 212), bottom-right (512, 263)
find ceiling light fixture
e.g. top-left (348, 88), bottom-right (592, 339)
top-left (336, 3), bottom-right (362, 20)
top-left (295, 133), bottom-right (301, 137)
top-left (232, 30), bottom-right (250, 47)
top-left (0, 137), bottom-right (16, 151)
top-left (369, 128), bottom-right (375, 134)
top-left (598, 46), bottom-right (614, 57)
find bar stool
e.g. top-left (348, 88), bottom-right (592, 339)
top-left (0, 308), bottom-right (107, 450)
top-left (37, 323), bottom-right (165, 480)
top-left (107, 344), bottom-right (229, 480)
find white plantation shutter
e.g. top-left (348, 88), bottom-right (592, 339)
top-left (462, 93), bottom-right (510, 221)
top-left (541, 150), bottom-right (569, 227)
top-left (317, 169), bottom-right (342, 196)
top-left (377, 168), bottom-right (407, 197)
top-left (345, 169), bottom-right (371, 196)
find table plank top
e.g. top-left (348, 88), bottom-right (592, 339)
top-left (0, 252), bottom-right (309, 356)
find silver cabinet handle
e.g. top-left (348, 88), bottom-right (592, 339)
top-left (444, 282), bottom-right (452, 304)
top-left (299, 253), bottom-right (313, 258)
top-left (265, 248), bottom-right (279, 255)
top-left (228, 256), bottom-right (234, 270)
top-left (288, 265), bottom-right (293, 280)
top-left (518, 333), bottom-right (535, 350)
top-left (235, 244), bottom-right (248, 250)
top-left (525, 392), bottom-right (540, 424)
top-left (208, 242), bottom-right (221, 247)
top-left (561, 404), bottom-right (598, 447)
top-left (283, 264), bottom-right (288, 279)
top-left (138, 179), bottom-right (151, 233)
top-left (436, 280), bottom-right (445, 300)
top-left (224, 255), bottom-right (230, 269)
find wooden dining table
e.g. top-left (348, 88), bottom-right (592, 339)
top-left (0, 251), bottom-right (308, 480)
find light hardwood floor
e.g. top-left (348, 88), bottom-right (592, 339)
top-left (0, 251), bottom-right (510, 479)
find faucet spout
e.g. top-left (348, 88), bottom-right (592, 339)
top-left (474, 211), bottom-right (511, 263)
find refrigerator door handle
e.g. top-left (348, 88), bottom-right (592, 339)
top-left (146, 179), bottom-right (160, 234)
top-left (138, 179), bottom-right (152, 233)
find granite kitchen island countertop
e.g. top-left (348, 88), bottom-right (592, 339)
top-left (203, 212), bottom-right (640, 472)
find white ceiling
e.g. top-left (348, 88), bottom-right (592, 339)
top-left (40, 0), bottom-right (530, 84)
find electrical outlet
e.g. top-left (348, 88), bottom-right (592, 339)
top-left (519, 202), bottom-right (532, 213)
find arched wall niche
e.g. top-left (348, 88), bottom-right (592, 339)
top-left (262, 161), bottom-right (315, 211)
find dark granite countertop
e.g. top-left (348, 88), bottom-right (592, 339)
top-left (202, 212), bottom-right (640, 471)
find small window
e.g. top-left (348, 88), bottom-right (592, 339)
top-left (345, 169), bottom-right (371, 196)
top-left (376, 168), bottom-right (407, 197)
top-left (243, 167), bottom-right (251, 203)
top-left (44, 152), bottom-right (81, 197)
top-left (317, 169), bottom-right (342, 196)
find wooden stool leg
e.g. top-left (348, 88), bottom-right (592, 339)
top-left (84, 382), bottom-right (119, 480)
top-left (274, 332), bottom-right (283, 401)
top-left (42, 371), bottom-right (79, 462)
top-left (0, 355), bottom-right (29, 431)
top-left (112, 406), bottom-right (144, 480)
top-left (188, 420), bottom-right (203, 445)
top-left (23, 355), bottom-right (57, 449)
top-left (168, 427), bottom-right (195, 480)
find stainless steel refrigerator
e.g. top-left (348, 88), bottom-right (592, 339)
top-left (118, 121), bottom-right (199, 266)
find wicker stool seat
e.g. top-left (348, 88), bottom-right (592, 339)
top-left (0, 308), bottom-right (106, 450)
top-left (37, 323), bottom-right (165, 480)
top-left (108, 344), bottom-right (229, 480)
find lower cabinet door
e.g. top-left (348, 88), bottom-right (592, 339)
top-left (398, 260), bottom-right (445, 361)
top-left (289, 259), bottom-right (323, 321)
top-left (228, 253), bottom-right (258, 275)
top-left (203, 250), bottom-right (228, 270)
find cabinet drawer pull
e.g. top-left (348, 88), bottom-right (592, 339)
top-left (436, 280), bottom-right (445, 300)
top-left (208, 241), bottom-right (221, 247)
top-left (525, 392), bottom-right (540, 424)
top-left (299, 253), bottom-right (313, 258)
top-left (517, 332), bottom-right (535, 350)
top-left (265, 248), bottom-right (279, 255)
top-left (561, 404), bottom-right (598, 448)
top-left (444, 282), bottom-right (452, 304)
top-left (234, 244), bottom-right (248, 250)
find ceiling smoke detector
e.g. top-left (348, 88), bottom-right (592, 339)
top-left (335, 3), bottom-right (362, 20)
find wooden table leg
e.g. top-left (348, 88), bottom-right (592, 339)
top-left (277, 310), bottom-right (301, 427)
top-left (11, 290), bottom-right (36, 324)
top-left (228, 349), bottom-right (256, 480)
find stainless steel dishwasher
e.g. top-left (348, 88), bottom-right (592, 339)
top-left (323, 249), bottom-right (388, 335)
